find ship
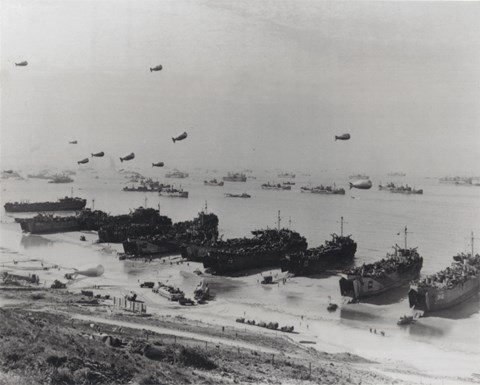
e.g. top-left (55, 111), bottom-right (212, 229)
top-left (408, 233), bottom-right (480, 313)
top-left (204, 179), bottom-right (224, 186)
top-left (277, 172), bottom-right (295, 178)
top-left (225, 193), bottom-right (250, 198)
top-left (349, 174), bottom-right (369, 180)
top-left (123, 210), bottom-right (219, 259)
top-left (16, 214), bottom-right (82, 234)
top-left (339, 227), bottom-right (423, 299)
top-left (281, 218), bottom-right (356, 275)
top-left (27, 172), bottom-right (53, 180)
top-left (123, 179), bottom-right (168, 192)
top-left (261, 182), bottom-right (291, 191)
top-left (387, 172), bottom-right (406, 177)
top-left (438, 176), bottom-right (472, 185)
top-left (48, 174), bottom-right (74, 183)
top-left (4, 197), bottom-right (87, 213)
top-left (283, 181), bottom-right (295, 186)
top-left (310, 185), bottom-right (345, 195)
top-left (390, 185), bottom-right (423, 195)
top-left (97, 207), bottom-right (173, 243)
top-left (158, 187), bottom-right (188, 198)
top-left (222, 172), bottom-right (247, 182)
top-left (202, 211), bottom-right (307, 274)
top-left (378, 182), bottom-right (397, 191)
top-left (15, 209), bottom-right (110, 234)
top-left (165, 170), bottom-right (189, 178)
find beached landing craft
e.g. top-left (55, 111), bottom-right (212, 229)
top-left (5, 196), bottom-right (87, 213)
top-left (91, 152), bottom-right (105, 157)
top-left (152, 162), bottom-right (164, 167)
top-left (69, 140), bottom-right (78, 144)
top-left (281, 217), bottom-right (356, 276)
top-left (172, 131), bottom-right (188, 143)
top-left (77, 158), bottom-right (89, 165)
top-left (335, 133), bottom-right (351, 141)
top-left (339, 227), bottom-right (423, 300)
top-left (15, 61), bottom-right (28, 66)
top-left (408, 233), bottom-right (480, 314)
top-left (120, 152), bottom-right (135, 162)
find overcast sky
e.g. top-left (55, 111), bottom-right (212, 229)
top-left (1, 0), bottom-right (479, 176)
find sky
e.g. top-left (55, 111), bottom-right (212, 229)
top-left (1, 0), bottom-right (479, 176)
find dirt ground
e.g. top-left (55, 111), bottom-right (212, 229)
top-left (0, 288), bottom-right (405, 385)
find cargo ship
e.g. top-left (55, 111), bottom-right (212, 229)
top-left (261, 182), bottom-right (291, 190)
top-left (277, 172), bottom-right (295, 178)
top-left (349, 174), bottom-right (369, 180)
top-left (48, 174), bottom-right (74, 183)
top-left (408, 233), bottom-right (480, 313)
top-left (222, 172), bottom-right (247, 182)
top-left (390, 185), bottom-right (423, 195)
top-left (158, 187), bottom-right (188, 198)
top-left (4, 197), bottom-right (87, 213)
top-left (165, 170), bottom-right (189, 178)
top-left (339, 227), bottom-right (423, 299)
top-left (281, 218), bottom-right (356, 275)
top-left (201, 212), bottom-right (307, 274)
top-left (310, 185), bottom-right (345, 195)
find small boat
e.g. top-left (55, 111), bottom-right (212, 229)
top-left (397, 315), bottom-right (415, 325)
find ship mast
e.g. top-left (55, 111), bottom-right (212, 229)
top-left (92, 199), bottom-right (95, 211)
top-left (404, 226), bottom-right (408, 249)
top-left (158, 203), bottom-right (161, 215)
top-left (471, 231), bottom-right (474, 257)
top-left (341, 216), bottom-right (344, 237)
top-left (144, 197), bottom-right (148, 208)
top-left (277, 210), bottom-right (281, 231)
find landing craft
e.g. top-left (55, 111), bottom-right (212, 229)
top-left (15, 61), bottom-right (28, 66)
top-left (150, 65), bottom-right (163, 72)
top-left (335, 133), bottom-right (351, 141)
top-left (4, 170), bottom-right (13, 174)
top-left (120, 152), bottom-right (135, 162)
top-left (77, 158), bottom-right (89, 165)
top-left (172, 131), bottom-right (188, 143)
top-left (152, 162), bottom-right (164, 167)
top-left (349, 179), bottom-right (372, 190)
top-left (91, 151), bottom-right (105, 157)
top-left (69, 140), bottom-right (78, 144)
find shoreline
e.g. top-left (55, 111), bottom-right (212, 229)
top-left (1, 287), bottom-right (476, 385)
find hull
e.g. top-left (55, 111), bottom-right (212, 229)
top-left (18, 219), bottom-right (81, 234)
top-left (409, 277), bottom-right (480, 313)
top-left (180, 243), bottom-right (215, 261)
top-left (282, 241), bottom-right (357, 276)
top-left (123, 239), bottom-right (180, 256)
top-left (204, 248), bottom-right (287, 274)
top-left (4, 198), bottom-right (86, 213)
top-left (340, 261), bottom-right (422, 299)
